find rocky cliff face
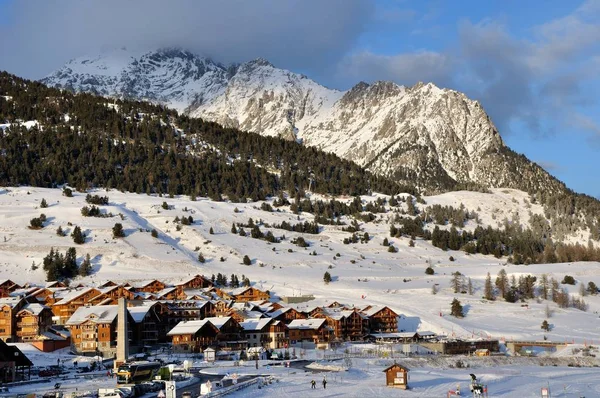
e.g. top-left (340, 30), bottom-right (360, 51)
top-left (43, 48), bottom-right (565, 194)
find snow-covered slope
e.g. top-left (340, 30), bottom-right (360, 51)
top-left (2, 186), bottom-right (599, 344)
top-left (43, 49), bottom-right (565, 194)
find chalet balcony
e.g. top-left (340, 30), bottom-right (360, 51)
top-left (17, 322), bottom-right (38, 327)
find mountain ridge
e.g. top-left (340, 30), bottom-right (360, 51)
top-left (42, 48), bottom-right (564, 195)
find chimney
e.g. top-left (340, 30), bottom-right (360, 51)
top-left (115, 297), bottom-right (129, 369)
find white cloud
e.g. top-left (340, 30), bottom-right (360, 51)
top-left (0, 0), bottom-right (372, 79)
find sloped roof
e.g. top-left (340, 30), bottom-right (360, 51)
top-left (383, 362), bottom-right (409, 372)
top-left (167, 319), bottom-right (211, 336)
top-left (288, 319), bottom-right (325, 330)
top-left (18, 303), bottom-right (48, 316)
top-left (0, 296), bottom-right (24, 309)
top-left (65, 305), bottom-right (119, 325)
top-left (53, 287), bottom-right (95, 305)
top-left (167, 316), bottom-right (232, 336)
top-left (361, 305), bottom-right (398, 317)
top-left (155, 287), bottom-right (176, 298)
top-left (268, 308), bottom-right (291, 318)
top-left (0, 341), bottom-right (33, 367)
top-left (128, 305), bottom-right (154, 323)
top-left (240, 318), bottom-right (273, 332)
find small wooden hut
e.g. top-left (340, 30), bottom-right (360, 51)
top-left (383, 362), bottom-right (409, 389)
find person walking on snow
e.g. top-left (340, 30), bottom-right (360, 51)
top-left (311, 379), bottom-right (316, 389)
top-left (322, 377), bottom-right (327, 389)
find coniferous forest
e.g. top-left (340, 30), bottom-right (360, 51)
top-left (0, 72), bottom-right (406, 201)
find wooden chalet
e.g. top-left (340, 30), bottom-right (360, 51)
top-left (383, 363), bottom-right (409, 389)
top-left (131, 279), bottom-right (166, 294)
top-left (51, 287), bottom-right (101, 325)
top-left (268, 307), bottom-right (306, 324)
top-left (287, 318), bottom-right (333, 345)
top-left (225, 287), bottom-right (270, 303)
top-left (161, 300), bottom-right (216, 330)
top-left (0, 279), bottom-right (20, 298)
top-left (129, 302), bottom-right (164, 345)
top-left (168, 316), bottom-right (246, 353)
top-left (45, 281), bottom-right (67, 288)
top-left (66, 304), bottom-right (136, 357)
top-left (0, 339), bottom-right (33, 383)
top-left (176, 274), bottom-right (213, 290)
top-left (15, 303), bottom-right (53, 342)
top-left (0, 296), bottom-right (26, 342)
top-left (240, 318), bottom-right (286, 349)
top-left (88, 285), bottom-right (137, 305)
top-left (362, 305), bottom-right (398, 333)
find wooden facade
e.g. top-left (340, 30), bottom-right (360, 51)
top-left (230, 287), bottom-right (270, 303)
top-left (383, 363), bottom-right (409, 389)
top-left (15, 305), bottom-right (53, 342)
top-left (132, 280), bottom-right (166, 294)
top-left (51, 288), bottom-right (101, 325)
top-left (270, 307), bottom-right (306, 324)
top-left (0, 297), bottom-right (26, 342)
top-left (363, 306), bottom-right (398, 333)
top-left (288, 319), bottom-right (333, 344)
top-left (170, 322), bottom-right (220, 353)
top-left (176, 275), bottom-right (213, 290)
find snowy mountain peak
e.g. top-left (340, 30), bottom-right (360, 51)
top-left (43, 48), bottom-right (563, 194)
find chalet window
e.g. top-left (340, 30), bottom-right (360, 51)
top-left (0, 328), bottom-right (5, 333)
top-left (253, 334), bottom-right (257, 339)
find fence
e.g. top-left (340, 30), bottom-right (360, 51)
top-left (202, 376), bottom-right (274, 397)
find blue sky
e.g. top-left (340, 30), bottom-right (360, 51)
top-left (0, 0), bottom-right (598, 197)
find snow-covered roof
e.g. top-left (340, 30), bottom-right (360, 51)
top-left (288, 319), bottom-right (325, 330)
top-left (361, 305), bottom-right (397, 317)
top-left (167, 319), bottom-right (211, 336)
top-left (0, 296), bottom-right (24, 309)
top-left (53, 287), bottom-right (95, 305)
top-left (156, 287), bottom-right (176, 298)
top-left (128, 305), bottom-right (154, 323)
top-left (240, 318), bottom-right (273, 332)
top-left (167, 316), bottom-right (232, 336)
top-left (207, 316), bottom-right (232, 329)
top-left (66, 305), bottom-right (119, 325)
top-left (131, 280), bottom-right (159, 288)
top-left (268, 308), bottom-right (290, 318)
top-left (18, 303), bottom-right (48, 316)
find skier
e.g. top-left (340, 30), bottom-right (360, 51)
top-left (322, 377), bottom-right (327, 389)
top-left (311, 379), bottom-right (316, 389)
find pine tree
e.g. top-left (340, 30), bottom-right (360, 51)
top-left (209, 227), bottom-right (214, 235)
top-left (71, 226), bottom-right (85, 244)
top-left (198, 253), bottom-right (205, 263)
top-left (112, 223), bottom-right (125, 238)
top-left (539, 274), bottom-right (549, 300)
top-left (382, 237), bottom-right (389, 246)
top-left (450, 298), bottom-right (464, 318)
top-left (243, 255), bottom-right (251, 265)
top-left (40, 198), bottom-right (48, 208)
top-left (451, 272), bottom-right (464, 293)
top-left (151, 229), bottom-right (158, 238)
top-left (231, 223), bottom-right (237, 234)
top-left (323, 271), bottom-right (332, 284)
top-left (56, 226), bottom-right (65, 237)
top-left (495, 269), bottom-right (509, 299)
top-left (484, 272), bottom-right (495, 300)
top-left (79, 253), bottom-right (92, 276)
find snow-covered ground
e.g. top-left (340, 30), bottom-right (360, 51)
top-left (2, 186), bottom-right (600, 395)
